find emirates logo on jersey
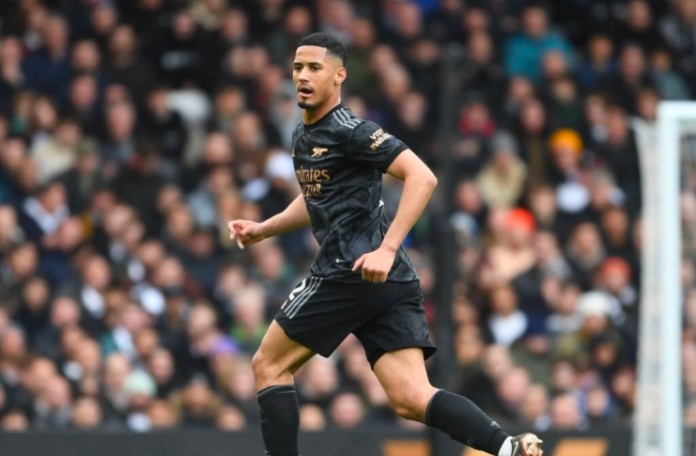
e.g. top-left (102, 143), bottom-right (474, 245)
top-left (296, 168), bottom-right (331, 197)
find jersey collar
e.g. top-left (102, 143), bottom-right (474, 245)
top-left (303, 103), bottom-right (345, 131)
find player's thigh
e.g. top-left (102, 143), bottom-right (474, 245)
top-left (373, 347), bottom-right (437, 420)
top-left (373, 347), bottom-right (431, 391)
top-left (253, 320), bottom-right (315, 387)
top-left (356, 282), bottom-right (438, 416)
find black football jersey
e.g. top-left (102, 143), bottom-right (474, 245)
top-left (291, 104), bottom-right (419, 283)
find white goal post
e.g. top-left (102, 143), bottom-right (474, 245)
top-left (634, 102), bottom-right (692, 456)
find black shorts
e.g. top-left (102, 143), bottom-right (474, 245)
top-left (274, 277), bottom-right (437, 368)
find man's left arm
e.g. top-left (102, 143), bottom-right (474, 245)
top-left (352, 150), bottom-right (438, 282)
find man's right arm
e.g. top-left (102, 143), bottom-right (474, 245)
top-left (228, 195), bottom-right (310, 249)
top-left (261, 194), bottom-right (311, 237)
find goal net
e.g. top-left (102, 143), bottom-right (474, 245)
top-left (634, 102), bottom-right (696, 456)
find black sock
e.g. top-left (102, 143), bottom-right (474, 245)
top-left (426, 390), bottom-right (509, 455)
top-left (258, 385), bottom-right (300, 456)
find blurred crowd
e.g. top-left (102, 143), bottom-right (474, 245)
top-left (0, 0), bottom-right (693, 433)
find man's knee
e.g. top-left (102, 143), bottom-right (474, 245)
top-left (388, 386), bottom-right (437, 421)
top-left (252, 349), bottom-right (291, 388)
top-left (252, 322), bottom-right (314, 389)
top-left (252, 350), bottom-right (272, 381)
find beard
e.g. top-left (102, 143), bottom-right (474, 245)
top-left (297, 92), bottom-right (322, 110)
top-left (297, 99), bottom-right (318, 110)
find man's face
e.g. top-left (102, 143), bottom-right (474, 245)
top-left (293, 45), bottom-right (345, 110)
top-left (523, 7), bottom-right (547, 38)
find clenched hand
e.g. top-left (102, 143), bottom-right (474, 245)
top-left (352, 245), bottom-right (396, 283)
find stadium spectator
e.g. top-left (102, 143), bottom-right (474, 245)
top-left (2, 409), bottom-right (30, 431)
top-left (215, 404), bottom-right (246, 431)
top-left (72, 397), bottom-right (104, 430)
top-left (650, 47), bottom-right (692, 100)
top-left (504, 4), bottom-right (573, 82)
top-left (330, 392), bottom-right (364, 429)
top-left (579, 34), bottom-right (616, 91)
top-left (147, 399), bottom-right (179, 429)
top-left (550, 394), bottom-right (585, 430)
top-left (477, 131), bottom-right (526, 207)
top-left (520, 384), bottom-right (551, 431)
top-left (659, 0), bottom-right (696, 93)
top-left (173, 377), bottom-right (221, 429)
top-left (32, 375), bottom-right (73, 429)
top-left (299, 404), bottom-right (327, 431)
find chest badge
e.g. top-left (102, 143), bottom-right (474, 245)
top-left (311, 147), bottom-right (328, 158)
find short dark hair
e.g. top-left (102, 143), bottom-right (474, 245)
top-left (297, 33), bottom-right (347, 66)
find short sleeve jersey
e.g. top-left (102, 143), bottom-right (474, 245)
top-left (291, 104), bottom-right (419, 283)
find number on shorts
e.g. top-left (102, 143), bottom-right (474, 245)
top-left (288, 279), bottom-right (307, 301)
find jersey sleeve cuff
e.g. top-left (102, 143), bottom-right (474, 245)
top-left (378, 144), bottom-right (409, 174)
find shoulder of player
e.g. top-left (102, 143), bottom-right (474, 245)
top-left (326, 107), bottom-right (368, 139)
top-left (347, 118), bottom-right (394, 148)
top-left (329, 109), bottom-right (392, 144)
